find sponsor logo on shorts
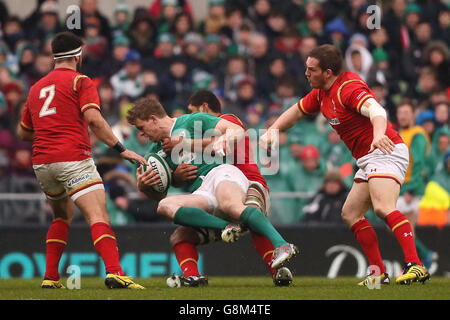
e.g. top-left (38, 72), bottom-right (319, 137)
top-left (67, 174), bottom-right (90, 188)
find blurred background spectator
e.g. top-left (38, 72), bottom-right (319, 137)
top-left (303, 168), bottom-right (348, 224)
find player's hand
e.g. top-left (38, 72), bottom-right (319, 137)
top-left (259, 129), bottom-right (278, 151)
top-left (136, 165), bottom-right (161, 190)
top-left (212, 135), bottom-right (227, 156)
top-left (369, 134), bottom-right (395, 154)
top-left (120, 149), bottom-right (147, 165)
top-left (162, 136), bottom-right (183, 154)
top-left (173, 163), bottom-right (197, 182)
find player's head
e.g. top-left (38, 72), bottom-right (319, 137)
top-left (396, 98), bottom-right (416, 129)
top-left (126, 97), bottom-right (169, 142)
top-left (51, 32), bottom-right (84, 71)
top-left (305, 44), bottom-right (343, 89)
top-left (187, 90), bottom-right (221, 114)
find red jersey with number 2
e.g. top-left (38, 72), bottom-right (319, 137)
top-left (20, 68), bottom-right (101, 165)
top-left (297, 71), bottom-right (403, 160)
top-left (218, 113), bottom-right (268, 191)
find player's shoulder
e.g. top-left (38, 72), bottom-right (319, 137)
top-left (218, 113), bottom-right (245, 128)
top-left (72, 72), bottom-right (93, 92)
top-left (336, 71), bottom-right (367, 89)
top-left (186, 112), bottom-right (220, 122)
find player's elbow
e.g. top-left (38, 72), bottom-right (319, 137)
top-left (83, 108), bottom-right (104, 128)
top-left (17, 126), bottom-right (33, 141)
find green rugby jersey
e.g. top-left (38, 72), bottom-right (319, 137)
top-left (147, 112), bottom-right (224, 192)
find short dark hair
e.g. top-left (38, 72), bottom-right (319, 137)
top-left (308, 44), bottom-right (343, 75)
top-left (51, 32), bottom-right (83, 56)
top-left (188, 90), bottom-right (221, 113)
top-left (126, 98), bottom-right (167, 125)
top-left (397, 98), bottom-right (416, 111)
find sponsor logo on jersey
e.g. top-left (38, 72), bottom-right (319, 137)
top-left (328, 117), bottom-right (340, 125)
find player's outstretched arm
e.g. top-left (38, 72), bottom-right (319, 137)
top-left (84, 108), bottom-right (146, 164)
top-left (213, 118), bottom-right (245, 155)
top-left (260, 102), bottom-right (305, 150)
top-left (162, 119), bottom-right (245, 156)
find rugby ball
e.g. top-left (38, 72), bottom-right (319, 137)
top-left (143, 153), bottom-right (172, 193)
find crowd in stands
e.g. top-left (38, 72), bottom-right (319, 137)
top-left (0, 0), bottom-right (448, 226)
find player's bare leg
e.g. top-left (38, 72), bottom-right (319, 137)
top-left (215, 180), bottom-right (298, 269)
top-left (168, 226), bottom-right (208, 287)
top-left (342, 181), bottom-right (389, 286)
top-left (75, 189), bottom-right (144, 289)
top-left (368, 178), bottom-right (429, 284)
top-left (157, 194), bottom-right (211, 219)
top-left (157, 193), bottom-right (235, 233)
top-left (41, 196), bottom-right (74, 289)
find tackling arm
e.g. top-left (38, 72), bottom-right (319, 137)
top-left (84, 108), bottom-right (120, 147)
top-left (84, 108), bottom-right (146, 164)
top-left (260, 102), bottom-right (305, 150)
top-left (176, 118), bottom-right (245, 155)
top-left (269, 102), bottom-right (305, 131)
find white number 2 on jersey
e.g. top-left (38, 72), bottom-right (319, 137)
top-left (39, 84), bottom-right (56, 117)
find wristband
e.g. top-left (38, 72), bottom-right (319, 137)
top-left (113, 141), bottom-right (126, 153)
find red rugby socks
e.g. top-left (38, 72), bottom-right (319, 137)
top-left (351, 219), bottom-right (386, 274)
top-left (45, 219), bottom-right (69, 281)
top-left (251, 232), bottom-right (276, 275)
top-left (385, 210), bottom-right (421, 265)
top-left (173, 242), bottom-right (200, 277)
top-left (91, 222), bottom-right (124, 276)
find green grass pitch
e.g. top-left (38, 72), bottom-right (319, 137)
top-left (0, 276), bottom-right (449, 300)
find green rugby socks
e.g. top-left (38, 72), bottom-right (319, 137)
top-left (174, 207), bottom-right (228, 230)
top-left (239, 206), bottom-right (287, 248)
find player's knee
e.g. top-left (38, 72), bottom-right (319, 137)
top-left (219, 200), bottom-right (243, 220)
top-left (372, 205), bottom-right (392, 219)
top-left (170, 226), bottom-right (199, 247)
top-left (341, 207), bottom-right (358, 226)
top-left (156, 198), bottom-right (178, 219)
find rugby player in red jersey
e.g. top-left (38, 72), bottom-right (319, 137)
top-left (17, 32), bottom-right (146, 289)
top-left (260, 44), bottom-right (430, 286)
top-left (160, 90), bottom-right (293, 287)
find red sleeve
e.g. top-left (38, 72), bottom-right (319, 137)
top-left (219, 114), bottom-right (246, 129)
top-left (75, 75), bottom-right (101, 113)
top-left (297, 89), bottom-right (321, 115)
top-left (20, 102), bottom-right (33, 131)
top-left (338, 80), bottom-right (375, 113)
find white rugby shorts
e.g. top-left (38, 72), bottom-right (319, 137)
top-left (192, 164), bottom-right (249, 212)
top-left (33, 158), bottom-right (104, 201)
top-left (354, 143), bottom-right (409, 186)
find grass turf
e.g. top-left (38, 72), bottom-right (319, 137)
top-left (0, 276), bottom-right (449, 300)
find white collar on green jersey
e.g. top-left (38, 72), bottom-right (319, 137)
top-left (169, 117), bottom-right (178, 137)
